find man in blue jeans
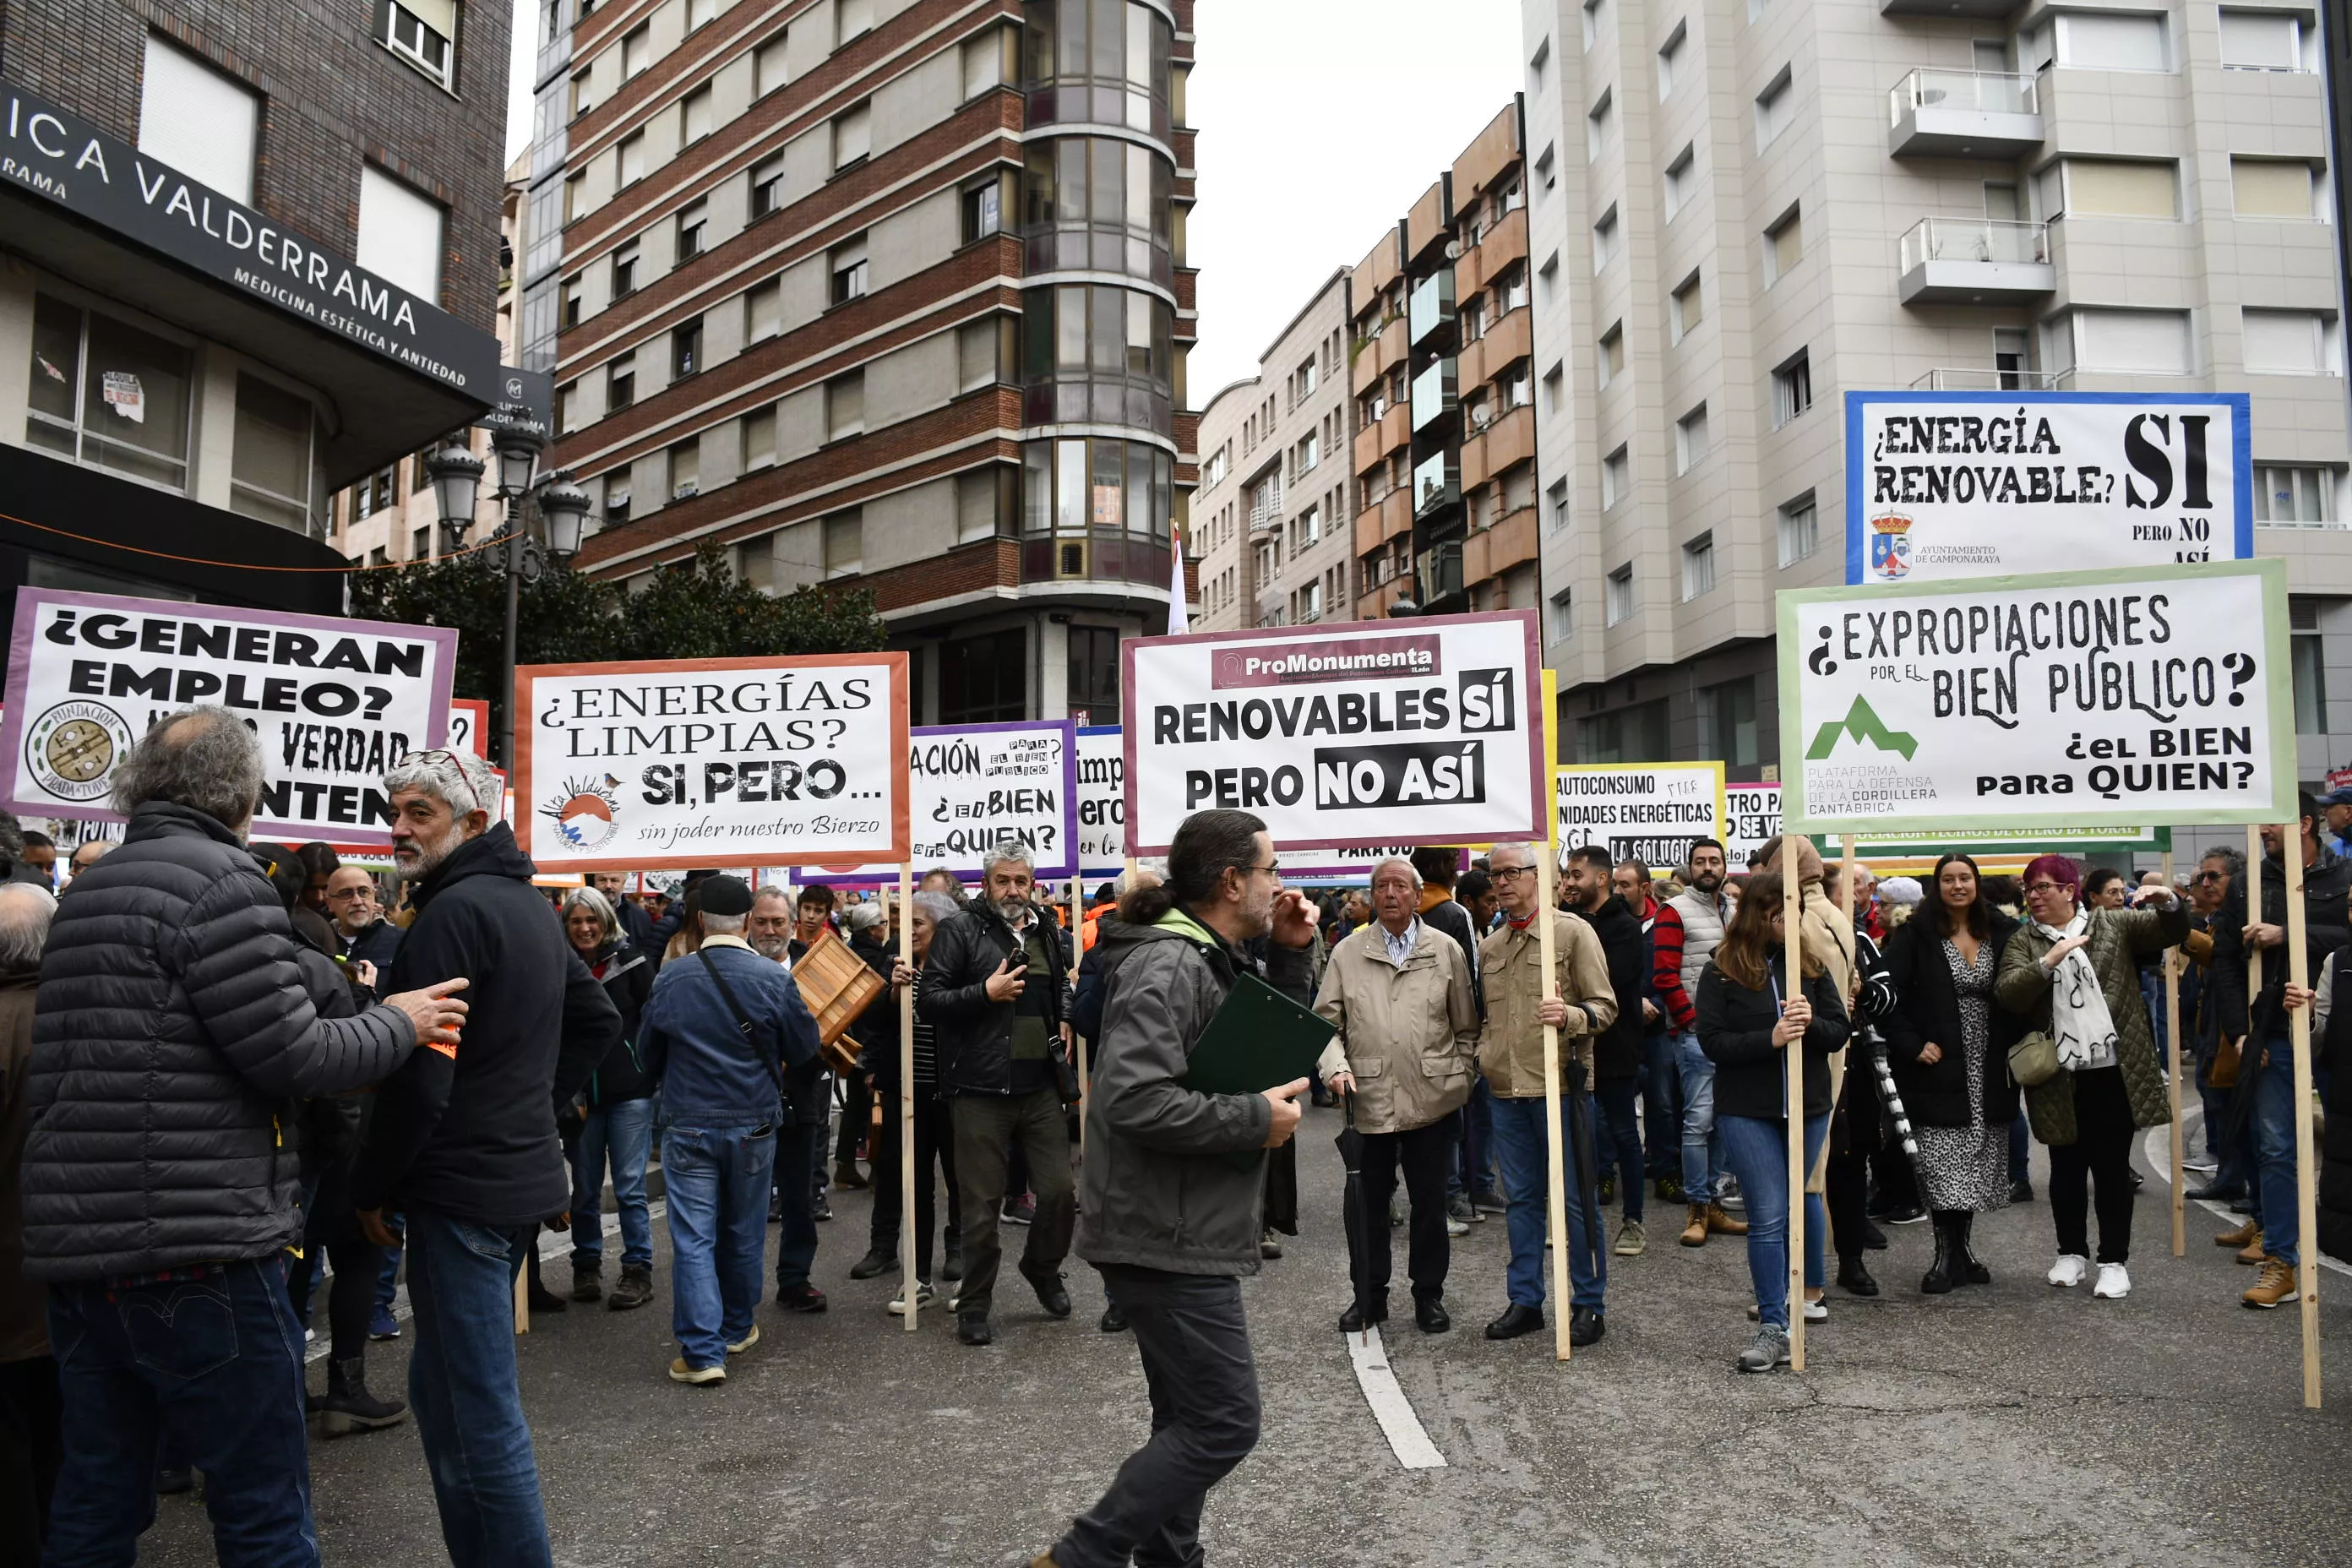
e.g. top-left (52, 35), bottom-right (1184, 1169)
top-left (352, 750), bottom-right (621, 1568)
top-left (1652, 840), bottom-right (1745, 1248)
top-left (636, 876), bottom-right (824, 1380)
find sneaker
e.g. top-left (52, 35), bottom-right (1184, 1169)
top-left (847, 1247), bottom-right (896, 1280)
top-left (2242, 1257), bottom-right (2298, 1309)
top-left (305, 1328), bottom-right (316, 1343)
top-left (1444, 1214), bottom-right (1470, 1238)
top-left (1001, 1195), bottom-right (1037, 1227)
top-left (1738, 1325), bottom-right (1791, 1374)
top-left (569, 1260), bottom-right (602, 1304)
top-left (608, 1264), bottom-right (655, 1312)
top-left (2047, 1253), bottom-right (2090, 1288)
top-left (1613, 1219), bottom-right (1647, 1257)
top-left (1598, 1174), bottom-right (1616, 1207)
top-left (2007, 1179), bottom-right (2034, 1204)
top-left (669, 1358), bottom-right (725, 1386)
top-left (812, 1198), bottom-right (834, 1222)
top-left (1746, 1297), bottom-right (1827, 1323)
top-left (368, 1306), bottom-right (401, 1341)
top-left (941, 1242), bottom-right (964, 1282)
top-left (775, 1282), bottom-right (828, 1313)
top-left (1446, 1193), bottom-right (1475, 1224)
top-left (1471, 1190), bottom-right (1509, 1216)
top-left (726, 1325), bottom-right (760, 1354)
top-left (887, 1282), bottom-right (937, 1315)
top-left (1389, 1193), bottom-right (1406, 1227)
top-left (1260, 1230), bottom-right (1283, 1260)
top-left (1653, 1175), bottom-right (1686, 1206)
top-left (2092, 1263), bottom-right (2131, 1300)
top-left (1883, 1204), bottom-right (1929, 1226)
top-left (1717, 1173), bottom-right (1742, 1210)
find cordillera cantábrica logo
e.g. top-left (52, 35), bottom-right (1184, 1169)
top-left (1868, 510), bottom-right (1914, 581)
top-left (542, 774), bottom-right (623, 852)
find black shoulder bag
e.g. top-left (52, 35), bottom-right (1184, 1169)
top-left (698, 950), bottom-right (792, 1118)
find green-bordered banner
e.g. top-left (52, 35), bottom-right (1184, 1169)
top-left (1777, 558), bottom-right (2292, 835)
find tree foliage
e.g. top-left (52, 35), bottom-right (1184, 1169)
top-left (351, 541), bottom-right (887, 716)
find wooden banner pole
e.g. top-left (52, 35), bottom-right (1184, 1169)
top-left (2164, 849), bottom-right (2185, 1259)
top-left (1839, 836), bottom-right (1856, 923)
top-left (1784, 875), bottom-right (1806, 1373)
top-left (1073, 876), bottom-right (1089, 1158)
top-left (896, 868), bottom-right (918, 1331)
top-left (2247, 825), bottom-right (2265, 1003)
top-left (1536, 842), bottom-right (1571, 1363)
top-left (514, 1266), bottom-right (528, 1335)
top-left (2282, 828), bottom-right (2322, 1407)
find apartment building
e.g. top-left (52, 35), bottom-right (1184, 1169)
top-left (1190, 267), bottom-right (1353, 630)
top-left (0, 1), bottom-right (505, 628)
top-left (541, 0), bottom-right (1197, 728)
top-left (1523, 0), bottom-right (2352, 780)
top-left (1348, 104), bottom-right (1540, 623)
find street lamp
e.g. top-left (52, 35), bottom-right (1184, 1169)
top-left (536, 471), bottom-right (591, 561)
top-left (491, 422), bottom-right (542, 500)
top-left (425, 443), bottom-right (483, 554)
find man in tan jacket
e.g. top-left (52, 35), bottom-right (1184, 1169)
top-left (1315, 858), bottom-right (1480, 1335)
top-left (1478, 841), bottom-right (1619, 1347)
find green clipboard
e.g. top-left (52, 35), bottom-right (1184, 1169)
top-left (1181, 971), bottom-right (1337, 1173)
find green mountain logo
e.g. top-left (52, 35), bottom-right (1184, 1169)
top-left (1806, 697), bottom-right (1919, 761)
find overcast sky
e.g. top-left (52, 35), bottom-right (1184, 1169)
top-left (506, 2), bottom-right (1528, 393)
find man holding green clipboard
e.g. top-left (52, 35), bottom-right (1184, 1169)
top-left (1032, 809), bottom-right (1319, 1568)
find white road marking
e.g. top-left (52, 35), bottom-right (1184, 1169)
top-left (1345, 1326), bottom-right (1448, 1470)
top-left (2142, 1110), bottom-right (2349, 1280)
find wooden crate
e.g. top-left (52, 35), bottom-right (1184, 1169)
top-left (793, 927), bottom-right (885, 1075)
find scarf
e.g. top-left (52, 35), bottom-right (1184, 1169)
top-left (2035, 909), bottom-right (2118, 1072)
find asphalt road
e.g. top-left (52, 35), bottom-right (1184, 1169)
top-left (140, 1108), bottom-right (2350, 1567)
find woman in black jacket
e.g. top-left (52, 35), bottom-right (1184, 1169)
top-left (1877, 852), bottom-right (2021, 1295)
top-left (561, 886), bottom-right (657, 1311)
top-left (1696, 872), bottom-right (1851, 1374)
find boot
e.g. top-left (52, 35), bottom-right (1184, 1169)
top-left (2216, 1217), bottom-right (2259, 1250)
top-left (1954, 1211), bottom-right (1991, 1286)
top-left (1920, 1212), bottom-right (1958, 1294)
top-left (2237, 1229), bottom-right (2270, 1266)
top-left (1679, 1201), bottom-right (1710, 1248)
top-left (569, 1256), bottom-right (602, 1303)
top-left (1705, 1201), bottom-right (1748, 1237)
top-left (608, 1262), bottom-right (655, 1311)
top-left (833, 1160), bottom-right (870, 1191)
top-left (321, 1357), bottom-right (406, 1437)
top-left (2242, 1256), bottom-right (2297, 1309)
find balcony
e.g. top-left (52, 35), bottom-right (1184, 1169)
top-left (1352, 314), bottom-right (1406, 395)
top-left (1353, 400), bottom-right (1410, 475)
top-left (1888, 70), bottom-right (2042, 159)
top-left (1465, 506), bottom-right (1538, 585)
top-left (1460, 305), bottom-right (1531, 390)
top-left (1410, 357), bottom-right (1458, 433)
top-left (1462, 402), bottom-right (1534, 490)
top-left (1409, 270), bottom-right (1456, 347)
top-left (1416, 541), bottom-right (1465, 606)
top-left (1897, 218), bottom-right (2053, 306)
top-left (1353, 487), bottom-right (1413, 558)
top-left (1881, 0), bottom-right (2023, 17)
top-left (1413, 450), bottom-right (1461, 517)
top-left (1909, 366), bottom-right (2065, 391)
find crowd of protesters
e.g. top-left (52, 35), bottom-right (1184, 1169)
top-left (2, 705), bottom-right (2349, 1565)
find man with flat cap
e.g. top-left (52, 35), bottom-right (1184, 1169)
top-left (634, 875), bottom-right (824, 1384)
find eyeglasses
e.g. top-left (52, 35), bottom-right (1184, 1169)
top-left (326, 888), bottom-right (377, 902)
top-left (2195, 871), bottom-right (2226, 884)
top-left (1245, 861), bottom-right (1282, 878)
top-left (2024, 880), bottom-right (2069, 896)
top-left (1491, 865), bottom-right (1535, 884)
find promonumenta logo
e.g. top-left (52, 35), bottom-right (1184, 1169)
top-left (1806, 697), bottom-right (1919, 761)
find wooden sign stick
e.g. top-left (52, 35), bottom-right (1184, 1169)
top-left (2282, 828), bottom-right (2322, 1407)
top-left (896, 869), bottom-right (918, 1331)
top-left (2163, 849), bottom-right (2185, 1259)
top-left (1785, 877), bottom-right (1806, 1373)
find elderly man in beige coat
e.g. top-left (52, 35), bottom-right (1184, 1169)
top-left (1315, 857), bottom-right (1481, 1335)
top-left (1478, 841), bottom-right (1620, 1346)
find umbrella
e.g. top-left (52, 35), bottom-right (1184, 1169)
top-left (1565, 1061), bottom-right (1603, 1277)
top-left (1336, 1089), bottom-right (1374, 1333)
top-left (1860, 1025), bottom-right (1927, 1195)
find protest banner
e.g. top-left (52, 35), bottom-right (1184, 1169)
top-left (1123, 611), bottom-right (1547, 855)
top-left (1554, 762), bottom-right (1725, 867)
top-left (1076, 725), bottom-right (1126, 878)
top-left (802, 721), bottom-right (1076, 884)
top-left (1846, 390), bottom-right (2251, 584)
top-left (448, 699), bottom-right (490, 759)
top-left (514, 653), bottom-right (910, 873)
top-left (0, 588), bottom-right (455, 844)
top-left (1777, 558), bottom-right (2293, 836)
top-left (1724, 781), bottom-right (1781, 867)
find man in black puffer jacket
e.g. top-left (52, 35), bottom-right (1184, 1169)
top-left (23, 708), bottom-right (466, 1565)
top-left (351, 748), bottom-right (620, 1568)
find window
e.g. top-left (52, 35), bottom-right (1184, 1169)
top-left (1067, 625), bottom-right (1122, 722)
top-left (958, 316), bottom-right (1005, 389)
top-left (1680, 532), bottom-right (1715, 600)
top-left (672, 317), bottom-right (702, 378)
top-left (229, 374), bottom-right (314, 534)
top-left (412, 524), bottom-right (433, 560)
top-left (1496, 263), bottom-right (1529, 314)
top-left (26, 295), bottom-right (194, 491)
top-left (1547, 588), bottom-right (1574, 643)
top-left (825, 370), bottom-right (864, 440)
top-left (2244, 309), bottom-right (2337, 375)
top-left (939, 629), bottom-right (1027, 724)
top-left (1541, 361), bottom-right (1565, 413)
top-left (2048, 158), bottom-right (2179, 220)
top-left (1294, 433), bottom-right (1319, 477)
top-left (2056, 12), bottom-right (2166, 71)
top-left (1536, 144), bottom-right (1556, 192)
top-left (751, 155), bottom-right (786, 218)
top-left (1772, 349), bottom-right (1813, 426)
top-left (2255, 465), bottom-right (2335, 525)
top-left (956, 467), bottom-right (1007, 543)
top-left (612, 240), bottom-right (640, 298)
top-left (2220, 9), bottom-right (2314, 71)
top-left (2047, 308), bottom-right (2191, 375)
top-left (571, 68), bottom-right (595, 117)
top-left (681, 85), bottom-right (713, 145)
top-left (1548, 478), bottom-right (1571, 534)
top-left (676, 199), bottom-right (708, 260)
top-left (604, 473), bottom-right (632, 527)
top-left (378, 0), bottom-right (459, 87)
top-left (1500, 362), bottom-right (1533, 410)
top-left (1755, 66), bottom-right (1792, 150)
top-left (962, 177), bottom-right (1003, 242)
top-left (1669, 272), bottom-right (1701, 342)
top-left (357, 166), bottom-right (444, 301)
top-left (607, 351), bottom-right (635, 411)
top-left (139, 35), bottom-right (259, 204)
top-left (755, 30), bottom-right (792, 95)
top-left (356, 466), bottom-right (395, 519)
top-left (830, 237), bottom-right (868, 304)
top-left (688, 0), bottom-right (716, 28)
top-left (837, 0), bottom-right (874, 45)
top-left (618, 131), bottom-right (647, 188)
top-left (1658, 19), bottom-right (1686, 98)
top-left (669, 440), bottom-right (700, 500)
top-left (1602, 444), bottom-right (1629, 509)
top-left (1583, 700), bottom-right (1669, 763)
top-left (1593, 206), bottom-right (1620, 271)
top-left (742, 405), bottom-right (777, 471)
top-left (1598, 323), bottom-right (1625, 387)
top-left (1778, 493), bottom-right (1819, 566)
top-left (1587, 88), bottom-right (1614, 162)
top-left (556, 380), bottom-right (579, 433)
top-left (2293, 601), bottom-right (2328, 732)
top-left (1663, 144), bottom-right (1696, 218)
top-left (621, 23), bottom-right (651, 77)
top-left (1697, 677), bottom-right (1760, 766)
top-left (1765, 206), bottom-right (1802, 283)
top-left (833, 101), bottom-right (872, 171)
top-left (1583, 0), bottom-right (1604, 51)
top-left (1604, 564), bottom-right (1634, 625)
top-left (964, 29), bottom-right (1005, 98)
top-left (819, 510), bottom-right (863, 580)
top-left (562, 274), bottom-right (584, 329)
top-left (564, 170), bottom-right (586, 221)
top-left (2234, 157), bottom-right (2317, 219)
top-left (1674, 404), bottom-right (1709, 476)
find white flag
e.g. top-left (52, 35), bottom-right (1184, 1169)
top-left (1168, 532), bottom-right (1189, 635)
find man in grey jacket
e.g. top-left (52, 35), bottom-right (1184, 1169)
top-left (1033, 808), bottom-right (1315, 1568)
